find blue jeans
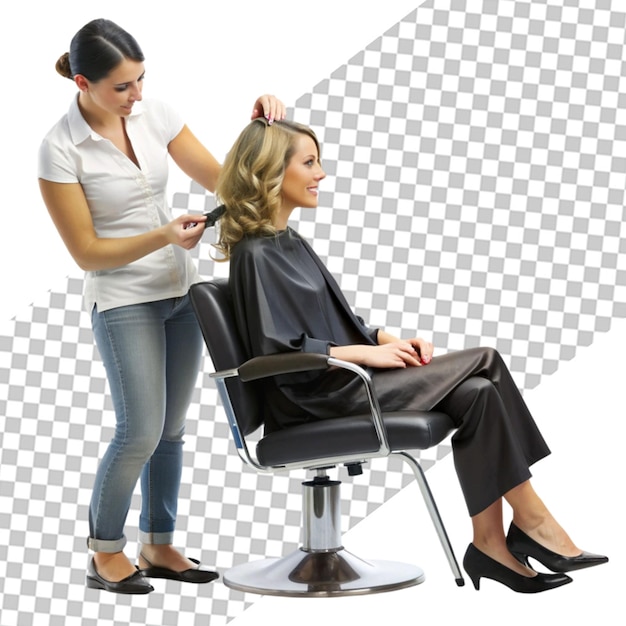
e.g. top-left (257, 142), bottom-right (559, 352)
top-left (88, 294), bottom-right (203, 553)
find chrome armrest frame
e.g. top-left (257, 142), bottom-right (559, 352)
top-left (210, 353), bottom-right (390, 473)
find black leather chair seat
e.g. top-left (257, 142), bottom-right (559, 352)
top-left (257, 411), bottom-right (455, 466)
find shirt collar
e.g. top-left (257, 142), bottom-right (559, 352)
top-left (67, 93), bottom-right (144, 145)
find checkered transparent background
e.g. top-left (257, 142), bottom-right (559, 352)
top-left (2, 1), bottom-right (625, 624)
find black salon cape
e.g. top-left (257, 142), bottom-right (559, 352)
top-left (230, 228), bottom-right (380, 432)
top-left (230, 229), bottom-right (553, 516)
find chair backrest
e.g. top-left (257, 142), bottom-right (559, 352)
top-left (190, 279), bottom-right (264, 436)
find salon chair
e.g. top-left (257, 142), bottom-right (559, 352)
top-left (190, 279), bottom-right (464, 596)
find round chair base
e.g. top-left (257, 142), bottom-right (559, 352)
top-left (223, 548), bottom-right (425, 597)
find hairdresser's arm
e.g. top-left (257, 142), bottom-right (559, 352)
top-left (168, 125), bottom-right (221, 193)
top-left (168, 95), bottom-right (285, 192)
top-left (39, 179), bottom-right (206, 272)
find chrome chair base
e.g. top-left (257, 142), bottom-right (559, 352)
top-left (223, 547), bottom-right (425, 597)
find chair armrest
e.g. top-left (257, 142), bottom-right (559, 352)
top-left (209, 352), bottom-right (329, 382)
top-left (210, 352), bottom-right (391, 470)
top-left (238, 352), bottom-right (330, 382)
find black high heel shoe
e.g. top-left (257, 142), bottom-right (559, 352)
top-left (463, 544), bottom-right (573, 593)
top-left (506, 523), bottom-right (608, 573)
top-left (86, 556), bottom-right (154, 594)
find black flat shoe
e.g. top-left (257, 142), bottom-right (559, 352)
top-left (86, 556), bottom-right (154, 594)
top-left (506, 523), bottom-right (608, 573)
top-left (139, 553), bottom-right (219, 584)
top-left (463, 544), bottom-right (573, 593)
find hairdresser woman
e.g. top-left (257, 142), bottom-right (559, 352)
top-left (38, 18), bottom-right (285, 594)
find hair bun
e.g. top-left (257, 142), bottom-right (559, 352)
top-left (55, 52), bottom-right (72, 79)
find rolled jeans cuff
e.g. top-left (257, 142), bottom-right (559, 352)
top-left (139, 530), bottom-right (175, 546)
top-left (87, 535), bottom-right (127, 553)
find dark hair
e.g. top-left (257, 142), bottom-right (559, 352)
top-left (55, 18), bottom-right (144, 81)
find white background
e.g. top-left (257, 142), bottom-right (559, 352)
top-left (0, 2), bottom-right (622, 624)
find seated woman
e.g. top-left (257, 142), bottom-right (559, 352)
top-left (210, 117), bottom-right (607, 593)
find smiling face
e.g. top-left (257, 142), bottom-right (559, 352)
top-left (277, 133), bottom-right (326, 225)
top-left (76, 58), bottom-right (145, 120)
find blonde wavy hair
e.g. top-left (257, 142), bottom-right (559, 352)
top-left (214, 118), bottom-right (320, 260)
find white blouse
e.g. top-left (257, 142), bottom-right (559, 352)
top-left (38, 95), bottom-right (201, 313)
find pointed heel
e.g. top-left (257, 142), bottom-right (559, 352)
top-left (467, 572), bottom-right (480, 591)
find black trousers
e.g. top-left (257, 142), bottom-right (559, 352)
top-left (371, 347), bottom-right (551, 516)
